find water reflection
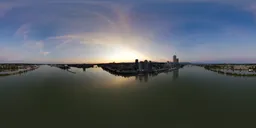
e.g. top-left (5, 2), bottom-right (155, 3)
top-left (83, 67), bottom-right (181, 83)
top-left (173, 69), bottom-right (179, 80)
top-left (2, 66), bottom-right (256, 128)
top-left (132, 70), bottom-right (179, 82)
top-left (135, 74), bottom-right (149, 82)
top-left (0, 68), bottom-right (38, 77)
top-left (144, 74), bottom-right (149, 82)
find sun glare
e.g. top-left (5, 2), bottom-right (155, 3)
top-left (109, 46), bottom-right (147, 62)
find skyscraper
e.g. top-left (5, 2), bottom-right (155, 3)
top-left (173, 55), bottom-right (177, 64)
top-left (173, 55), bottom-right (177, 67)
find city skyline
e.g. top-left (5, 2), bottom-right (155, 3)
top-left (1, 0), bottom-right (256, 63)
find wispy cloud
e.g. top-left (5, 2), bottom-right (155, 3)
top-left (40, 51), bottom-right (50, 56)
top-left (248, 3), bottom-right (256, 16)
top-left (23, 41), bottom-right (50, 56)
top-left (0, 2), bottom-right (18, 18)
top-left (1, 0), bottom-right (256, 63)
top-left (14, 23), bottom-right (31, 40)
top-left (14, 23), bottom-right (51, 57)
top-left (47, 0), bottom-right (112, 5)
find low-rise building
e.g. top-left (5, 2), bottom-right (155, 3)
top-left (233, 65), bottom-right (250, 70)
top-left (139, 61), bottom-right (144, 71)
top-left (144, 60), bottom-right (148, 71)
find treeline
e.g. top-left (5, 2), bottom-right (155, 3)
top-left (203, 65), bottom-right (256, 77)
top-left (208, 69), bottom-right (256, 77)
top-left (204, 65), bottom-right (223, 70)
top-left (0, 65), bottom-right (19, 72)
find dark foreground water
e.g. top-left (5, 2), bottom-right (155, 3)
top-left (1, 65), bottom-right (256, 128)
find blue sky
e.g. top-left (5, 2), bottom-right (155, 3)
top-left (0, 0), bottom-right (256, 63)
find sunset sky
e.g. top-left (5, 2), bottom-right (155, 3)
top-left (0, 0), bottom-right (256, 63)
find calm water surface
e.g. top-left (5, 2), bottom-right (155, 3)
top-left (1, 65), bottom-right (256, 128)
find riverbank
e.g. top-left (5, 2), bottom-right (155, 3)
top-left (205, 68), bottom-right (256, 77)
top-left (0, 66), bottom-right (39, 77)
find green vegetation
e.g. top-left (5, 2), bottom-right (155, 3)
top-left (0, 65), bottom-right (19, 72)
top-left (0, 65), bottom-right (39, 77)
top-left (204, 65), bottom-right (223, 70)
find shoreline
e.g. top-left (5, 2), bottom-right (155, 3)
top-left (0, 66), bottom-right (39, 77)
top-left (205, 68), bottom-right (256, 77)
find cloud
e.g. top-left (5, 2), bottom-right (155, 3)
top-left (35, 41), bottom-right (51, 56)
top-left (248, 3), bottom-right (256, 16)
top-left (35, 41), bottom-right (44, 49)
top-left (47, 0), bottom-right (112, 5)
top-left (0, 2), bottom-right (18, 18)
top-left (23, 40), bottom-right (50, 56)
top-left (15, 0), bottom-right (256, 4)
top-left (54, 39), bottom-right (72, 49)
top-left (40, 51), bottom-right (50, 56)
top-left (150, 0), bottom-right (255, 4)
top-left (14, 23), bottom-right (31, 40)
top-left (24, 41), bottom-right (43, 50)
top-left (1, 0), bottom-right (256, 63)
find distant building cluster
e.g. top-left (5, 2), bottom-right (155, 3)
top-left (101, 55), bottom-right (182, 77)
top-left (173, 55), bottom-right (179, 65)
top-left (135, 55), bottom-right (180, 72)
top-left (136, 60), bottom-right (153, 72)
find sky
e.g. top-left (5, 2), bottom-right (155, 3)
top-left (0, 0), bottom-right (256, 63)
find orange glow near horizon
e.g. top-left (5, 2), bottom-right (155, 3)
top-left (107, 46), bottom-right (149, 63)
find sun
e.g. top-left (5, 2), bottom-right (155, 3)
top-left (109, 46), bottom-right (147, 62)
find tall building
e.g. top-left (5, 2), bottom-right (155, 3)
top-left (176, 58), bottom-right (179, 64)
top-left (173, 55), bottom-right (177, 64)
top-left (144, 60), bottom-right (148, 71)
top-left (135, 59), bottom-right (139, 70)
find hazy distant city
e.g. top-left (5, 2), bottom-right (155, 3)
top-left (1, 54), bottom-right (256, 77)
top-left (1, 55), bottom-right (183, 77)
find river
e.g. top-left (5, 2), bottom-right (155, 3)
top-left (0, 65), bottom-right (256, 128)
